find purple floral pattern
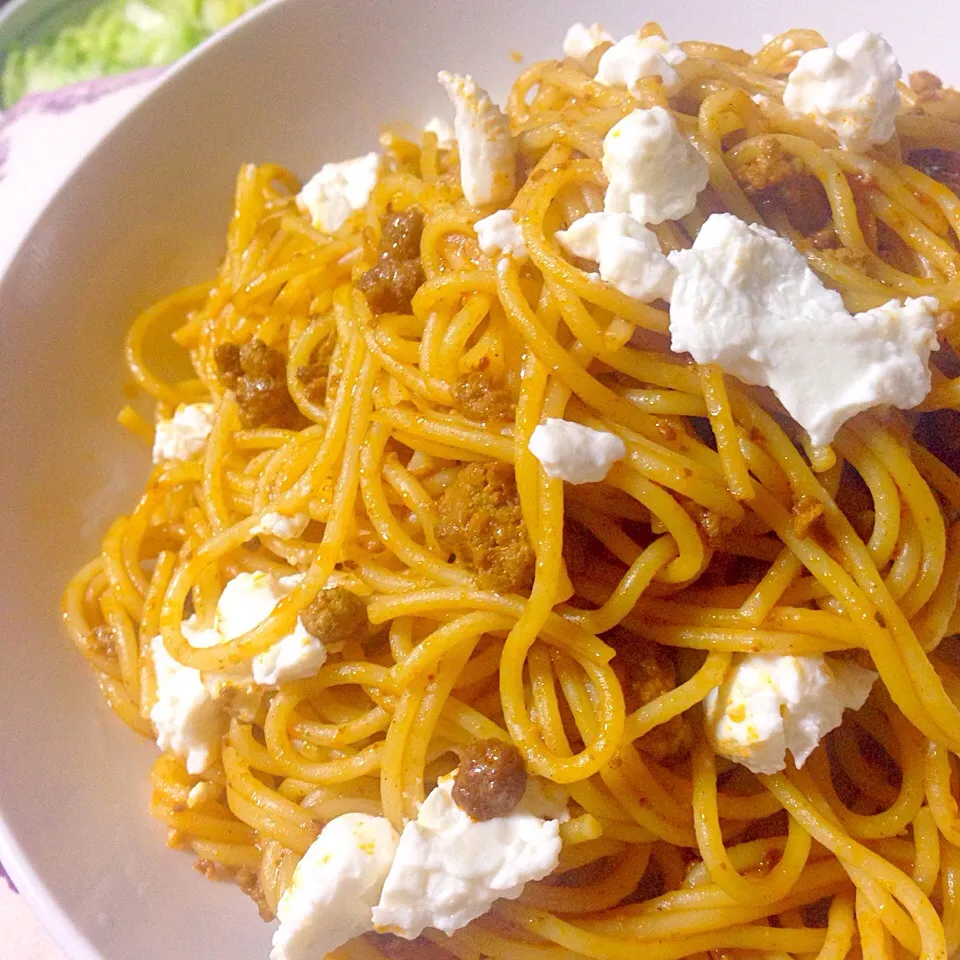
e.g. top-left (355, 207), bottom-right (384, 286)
top-left (0, 66), bottom-right (163, 182)
top-left (0, 860), bottom-right (15, 893)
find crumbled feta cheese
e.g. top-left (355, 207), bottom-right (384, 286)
top-left (704, 654), bottom-right (876, 775)
top-left (783, 32), bottom-right (901, 150)
top-left (596, 33), bottom-right (687, 97)
top-left (372, 776), bottom-right (562, 939)
top-left (152, 403), bottom-right (215, 464)
top-left (297, 153), bottom-right (380, 233)
top-left (252, 620), bottom-right (326, 687)
top-left (562, 22), bottom-right (614, 61)
top-left (668, 213), bottom-right (939, 445)
top-left (438, 71), bottom-right (516, 207)
top-left (186, 781), bottom-right (220, 808)
top-left (424, 116), bottom-right (455, 150)
top-left (528, 418), bottom-right (627, 484)
top-left (271, 814), bottom-right (399, 960)
top-left (181, 572), bottom-right (328, 690)
top-left (602, 107), bottom-right (709, 225)
top-left (475, 209), bottom-right (527, 262)
top-left (555, 211), bottom-right (675, 301)
top-left (251, 511), bottom-right (310, 540)
top-left (149, 635), bottom-right (225, 774)
top-left (214, 572), bottom-right (327, 686)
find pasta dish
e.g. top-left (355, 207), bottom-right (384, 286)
top-left (62, 21), bottom-right (960, 960)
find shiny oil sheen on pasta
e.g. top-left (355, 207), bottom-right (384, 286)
top-left (62, 20), bottom-right (960, 960)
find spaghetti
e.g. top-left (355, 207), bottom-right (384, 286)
top-left (63, 23), bottom-right (960, 960)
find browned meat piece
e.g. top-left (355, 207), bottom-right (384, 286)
top-left (910, 70), bottom-right (944, 102)
top-left (214, 342), bottom-right (243, 388)
top-left (906, 148), bottom-right (960, 195)
top-left (193, 858), bottom-right (220, 880)
top-left (235, 375), bottom-right (297, 429)
top-left (380, 208), bottom-right (424, 260)
top-left (452, 738), bottom-right (528, 821)
top-left (735, 138), bottom-right (832, 236)
top-left (240, 339), bottom-right (286, 379)
top-left (451, 369), bottom-right (514, 422)
top-left (214, 338), bottom-right (304, 429)
top-left (356, 207), bottom-right (426, 315)
top-left (296, 363), bottom-right (328, 405)
top-left (607, 628), bottom-right (693, 763)
top-left (357, 256), bottom-right (424, 315)
top-left (435, 461), bottom-right (536, 593)
top-left (300, 587), bottom-right (369, 648)
top-left (735, 137), bottom-right (797, 193)
top-left (235, 867), bottom-right (275, 922)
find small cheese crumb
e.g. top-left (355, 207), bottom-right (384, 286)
top-left (596, 33), bottom-right (686, 96)
top-left (528, 418), bottom-right (627, 484)
top-left (602, 107), bottom-right (709, 225)
top-left (251, 511), bottom-right (310, 540)
top-left (704, 654), bottom-right (877, 774)
top-left (152, 403), bottom-right (215, 464)
top-left (555, 211), bottom-right (675, 301)
top-left (783, 32), bottom-right (901, 150)
top-left (562, 22), bottom-right (613, 61)
top-left (297, 153), bottom-right (380, 233)
top-left (271, 814), bottom-right (399, 960)
top-left (475, 209), bottom-right (528, 262)
top-left (372, 776), bottom-right (562, 939)
top-left (668, 213), bottom-right (939, 445)
top-left (186, 781), bottom-right (220, 808)
top-left (438, 71), bottom-right (516, 207)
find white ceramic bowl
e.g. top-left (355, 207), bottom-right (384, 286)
top-left (0, 1), bottom-right (955, 957)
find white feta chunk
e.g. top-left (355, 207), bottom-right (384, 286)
top-left (186, 781), bottom-right (220, 808)
top-left (271, 813), bottom-right (399, 960)
top-left (438, 71), bottom-right (516, 207)
top-left (783, 32), bottom-right (901, 150)
top-left (297, 152), bottom-right (380, 233)
top-left (528, 418), bottom-right (627, 484)
top-left (214, 571), bottom-right (328, 686)
top-left (596, 33), bottom-right (686, 97)
top-left (668, 213), bottom-right (939, 445)
top-left (372, 776), bottom-right (562, 939)
top-left (252, 620), bottom-right (327, 687)
top-left (152, 403), bottom-right (215, 464)
top-left (562, 22), bottom-right (613, 61)
top-left (704, 654), bottom-right (877, 775)
top-left (424, 116), bottom-right (455, 149)
top-left (555, 211), bottom-right (675, 301)
top-left (475, 209), bottom-right (527, 262)
top-left (149, 635), bottom-right (225, 774)
top-left (602, 107), bottom-right (709, 225)
top-left (251, 511), bottom-right (311, 540)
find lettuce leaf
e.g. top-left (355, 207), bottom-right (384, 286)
top-left (2, 0), bottom-right (260, 108)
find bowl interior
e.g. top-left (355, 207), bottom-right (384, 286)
top-left (0, 0), bottom-right (956, 957)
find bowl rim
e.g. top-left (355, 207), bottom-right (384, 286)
top-left (0, 4), bottom-right (284, 956)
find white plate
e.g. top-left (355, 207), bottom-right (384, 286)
top-left (0, 0), bottom-right (954, 957)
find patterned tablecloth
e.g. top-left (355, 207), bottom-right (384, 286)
top-left (0, 69), bottom-right (158, 959)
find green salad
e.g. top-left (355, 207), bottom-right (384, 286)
top-left (2, 0), bottom-right (261, 107)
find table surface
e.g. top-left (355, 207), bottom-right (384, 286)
top-left (0, 69), bottom-right (156, 959)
